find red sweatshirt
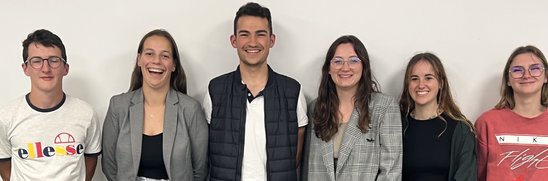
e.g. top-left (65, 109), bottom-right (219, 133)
top-left (476, 108), bottom-right (548, 181)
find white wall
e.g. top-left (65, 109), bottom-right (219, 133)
top-left (0, 0), bottom-right (547, 180)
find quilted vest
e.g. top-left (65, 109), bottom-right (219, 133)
top-left (208, 66), bottom-right (300, 181)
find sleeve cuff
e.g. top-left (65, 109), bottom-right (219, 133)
top-left (84, 151), bottom-right (102, 157)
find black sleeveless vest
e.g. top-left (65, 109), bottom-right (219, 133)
top-left (208, 66), bottom-right (301, 181)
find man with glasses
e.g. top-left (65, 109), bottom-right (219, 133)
top-left (203, 2), bottom-right (308, 181)
top-left (0, 29), bottom-right (101, 181)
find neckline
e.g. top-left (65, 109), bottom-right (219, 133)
top-left (506, 107), bottom-right (548, 120)
top-left (26, 93), bottom-right (66, 113)
top-left (409, 110), bottom-right (441, 121)
top-left (143, 133), bottom-right (163, 137)
top-left (408, 114), bottom-right (441, 122)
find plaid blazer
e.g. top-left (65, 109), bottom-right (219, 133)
top-left (302, 93), bottom-right (402, 181)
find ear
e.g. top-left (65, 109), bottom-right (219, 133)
top-left (62, 64), bottom-right (69, 76)
top-left (269, 34), bottom-right (276, 48)
top-left (137, 54), bottom-right (142, 67)
top-left (230, 34), bottom-right (237, 48)
top-left (22, 63), bottom-right (30, 76)
top-left (439, 81), bottom-right (443, 90)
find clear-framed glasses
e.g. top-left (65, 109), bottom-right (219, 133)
top-left (330, 56), bottom-right (362, 69)
top-left (509, 63), bottom-right (545, 79)
top-left (24, 56), bottom-right (66, 69)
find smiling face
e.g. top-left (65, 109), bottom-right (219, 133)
top-left (408, 60), bottom-right (440, 108)
top-left (231, 15), bottom-right (275, 67)
top-left (329, 43), bottom-right (363, 92)
top-left (23, 42), bottom-right (69, 94)
top-left (137, 35), bottom-right (175, 90)
top-left (508, 53), bottom-right (547, 98)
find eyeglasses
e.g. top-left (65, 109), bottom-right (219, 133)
top-left (330, 57), bottom-right (362, 69)
top-left (24, 56), bottom-right (66, 69)
top-left (509, 64), bottom-right (545, 79)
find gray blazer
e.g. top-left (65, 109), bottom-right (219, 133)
top-left (102, 88), bottom-right (208, 181)
top-left (303, 93), bottom-right (402, 181)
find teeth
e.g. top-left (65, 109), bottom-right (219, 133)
top-left (148, 68), bottom-right (164, 73)
top-left (339, 74), bottom-right (352, 78)
top-left (417, 91), bottom-right (428, 95)
top-left (246, 50), bottom-right (259, 53)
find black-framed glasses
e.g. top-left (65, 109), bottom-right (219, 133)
top-left (509, 64), bottom-right (545, 79)
top-left (330, 57), bottom-right (362, 69)
top-left (24, 56), bottom-right (66, 69)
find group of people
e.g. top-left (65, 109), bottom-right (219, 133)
top-left (0, 2), bottom-right (547, 181)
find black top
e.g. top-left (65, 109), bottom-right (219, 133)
top-left (137, 133), bottom-right (169, 179)
top-left (403, 114), bottom-right (457, 181)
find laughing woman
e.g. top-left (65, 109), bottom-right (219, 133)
top-left (102, 29), bottom-right (208, 181)
top-left (303, 35), bottom-right (402, 181)
top-left (399, 53), bottom-right (476, 181)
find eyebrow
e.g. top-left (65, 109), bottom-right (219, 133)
top-left (237, 30), bottom-right (250, 34)
top-left (410, 73), bottom-right (436, 77)
top-left (237, 30), bottom-right (269, 34)
top-left (333, 55), bottom-right (358, 59)
top-left (143, 48), bottom-right (171, 54)
top-left (511, 63), bottom-right (542, 67)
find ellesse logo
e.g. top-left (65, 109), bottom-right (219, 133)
top-left (54, 132), bottom-right (76, 144)
top-left (17, 132), bottom-right (84, 159)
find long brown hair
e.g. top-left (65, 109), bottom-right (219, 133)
top-left (399, 53), bottom-right (474, 136)
top-left (313, 35), bottom-right (379, 142)
top-left (495, 45), bottom-right (548, 109)
top-left (128, 29), bottom-right (187, 93)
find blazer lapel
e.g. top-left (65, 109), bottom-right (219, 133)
top-left (162, 89), bottom-right (178, 178)
top-left (129, 89), bottom-right (144, 175)
top-left (320, 137), bottom-right (336, 181)
top-left (335, 109), bottom-right (361, 176)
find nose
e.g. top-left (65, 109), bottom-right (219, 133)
top-left (523, 69), bottom-right (535, 79)
top-left (151, 55), bottom-right (162, 64)
top-left (418, 79), bottom-right (426, 88)
top-left (248, 35), bottom-right (259, 46)
top-left (341, 61), bottom-right (351, 70)
top-left (41, 60), bottom-right (52, 73)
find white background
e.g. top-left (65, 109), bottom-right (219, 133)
top-left (0, 0), bottom-right (547, 180)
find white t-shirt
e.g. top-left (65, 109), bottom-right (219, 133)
top-left (203, 88), bottom-right (308, 181)
top-left (0, 95), bottom-right (102, 181)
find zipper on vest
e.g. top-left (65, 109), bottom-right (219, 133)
top-left (236, 95), bottom-right (247, 181)
top-left (264, 100), bottom-right (271, 181)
